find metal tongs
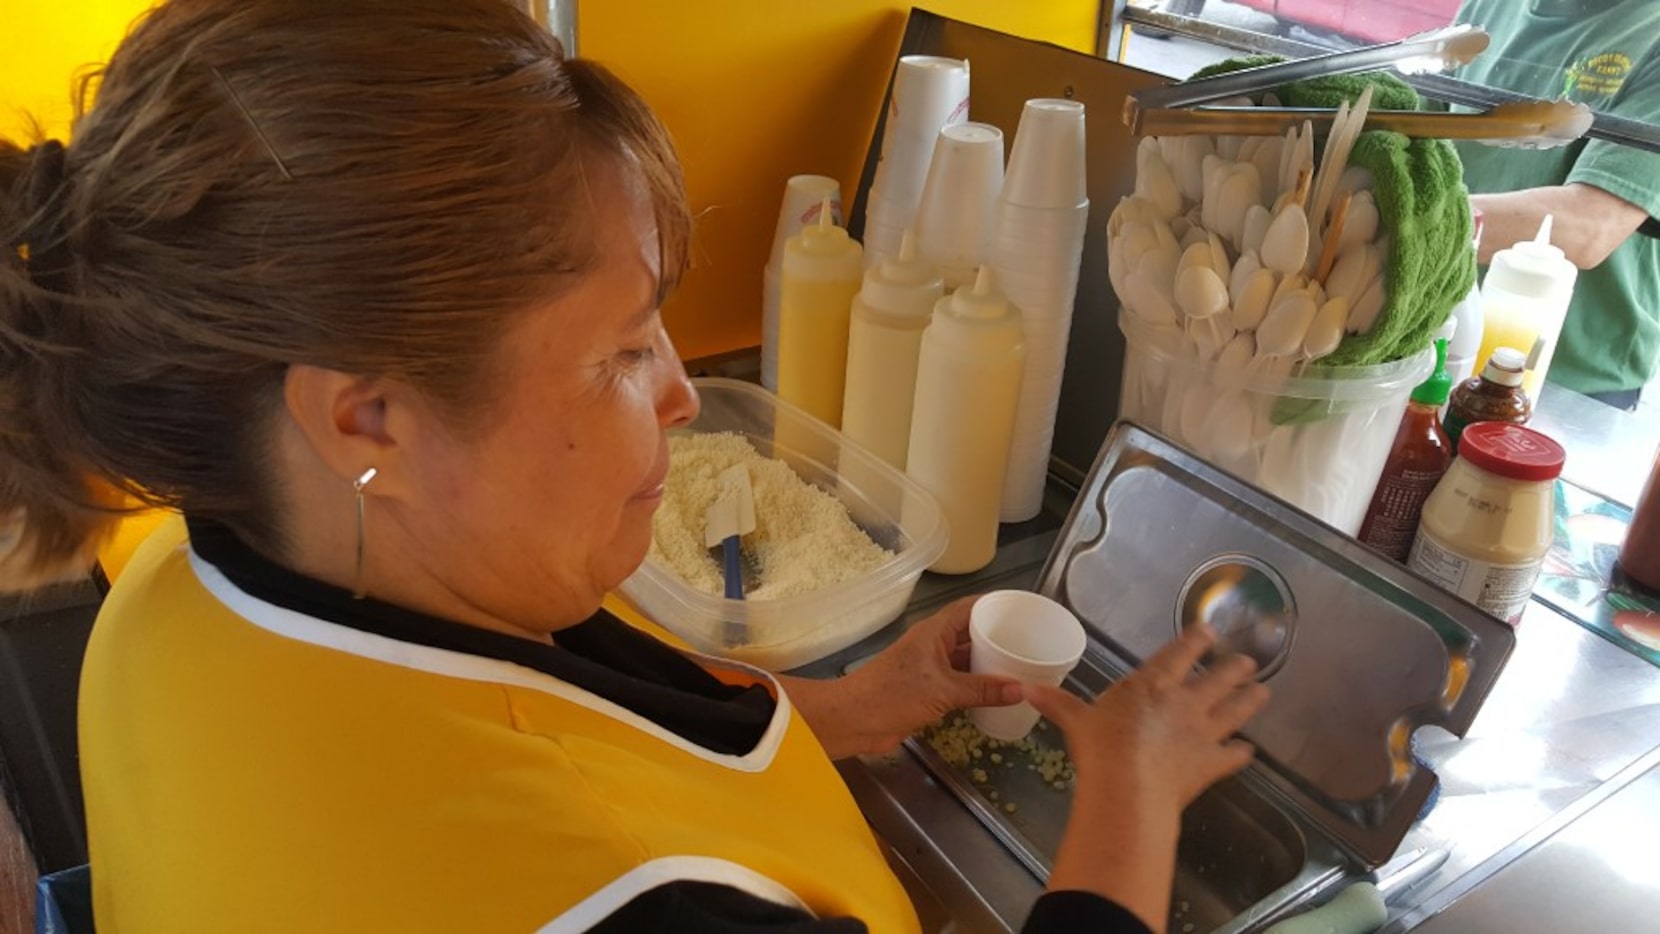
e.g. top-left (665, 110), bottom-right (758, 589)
top-left (1124, 25), bottom-right (1593, 150)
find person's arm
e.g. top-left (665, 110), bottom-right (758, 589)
top-left (777, 596), bottom-right (1022, 760)
top-left (1025, 626), bottom-right (1269, 933)
top-left (1472, 182), bottom-right (1649, 269)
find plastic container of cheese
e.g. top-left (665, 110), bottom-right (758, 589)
top-left (617, 378), bottom-right (947, 671)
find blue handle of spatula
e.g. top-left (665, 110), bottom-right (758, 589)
top-left (721, 536), bottom-right (744, 601)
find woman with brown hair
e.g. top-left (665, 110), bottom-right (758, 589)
top-left (0, 1), bottom-right (1267, 931)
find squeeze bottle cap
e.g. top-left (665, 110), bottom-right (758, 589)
top-left (1481, 346), bottom-right (1528, 386)
top-left (1411, 338), bottom-right (1453, 406)
top-left (784, 197), bottom-right (863, 277)
top-left (767, 175), bottom-right (841, 270)
top-left (1483, 213), bottom-right (1577, 300)
top-left (858, 230), bottom-right (945, 319)
top-left (797, 198), bottom-right (853, 252)
top-left (944, 266), bottom-right (1013, 321)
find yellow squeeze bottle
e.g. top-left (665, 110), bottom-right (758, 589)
top-left (777, 198), bottom-right (864, 427)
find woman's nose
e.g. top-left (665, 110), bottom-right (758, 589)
top-left (657, 334), bottom-right (699, 428)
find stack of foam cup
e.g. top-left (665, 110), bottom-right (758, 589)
top-left (762, 176), bottom-right (842, 392)
top-left (913, 122), bottom-right (1005, 292)
top-left (864, 55), bottom-right (971, 270)
top-left (992, 99), bottom-right (1089, 523)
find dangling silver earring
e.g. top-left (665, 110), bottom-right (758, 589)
top-left (352, 467), bottom-right (378, 599)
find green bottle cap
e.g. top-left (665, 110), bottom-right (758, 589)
top-left (1411, 338), bottom-right (1452, 406)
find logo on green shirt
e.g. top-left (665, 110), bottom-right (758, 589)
top-left (1563, 51), bottom-right (1632, 102)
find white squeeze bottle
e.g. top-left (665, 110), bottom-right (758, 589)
top-left (1443, 209), bottom-right (1486, 397)
top-left (906, 266), bottom-right (1026, 575)
top-left (1474, 214), bottom-right (1578, 399)
top-left (841, 230), bottom-right (945, 470)
top-left (777, 197), bottom-right (864, 427)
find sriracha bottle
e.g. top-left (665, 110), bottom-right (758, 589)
top-left (1359, 339), bottom-right (1455, 563)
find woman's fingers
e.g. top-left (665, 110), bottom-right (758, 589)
top-left (951, 673), bottom-right (1024, 710)
top-left (1208, 680), bottom-right (1271, 739)
top-left (937, 595), bottom-right (979, 637)
top-left (1204, 738), bottom-right (1258, 782)
top-left (1188, 652), bottom-right (1258, 704)
top-left (1022, 682), bottom-right (1087, 731)
top-left (1138, 622), bottom-right (1217, 686)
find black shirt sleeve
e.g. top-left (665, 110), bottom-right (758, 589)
top-left (582, 882), bottom-right (1149, 934)
top-left (1023, 890), bottom-right (1155, 934)
top-left (586, 881), bottom-right (866, 933)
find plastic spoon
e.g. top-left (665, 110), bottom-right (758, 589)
top-left (703, 464), bottom-right (757, 603)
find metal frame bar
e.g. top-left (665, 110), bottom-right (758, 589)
top-left (524, 0), bottom-right (578, 56)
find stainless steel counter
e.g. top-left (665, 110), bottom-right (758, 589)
top-left (1532, 382), bottom-right (1660, 510)
top-left (1411, 746), bottom-right (1660, 933)
top-left (817, 387), bottom-right (1660, 933)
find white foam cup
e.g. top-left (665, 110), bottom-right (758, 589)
top-left (993, 202), bottom-right (1090, 244)
top-left (991, 272), bottom-right (1080, 318)
top-left (914, 122), bottom-right (1005, 276)
top-left (768, 176), bottom-right (842, 269)
top-left (999, 312), bottom-right (1076, 521)
top-left (1003, 99), bottom-right (1087, 210)
top-left (860, 220), bottom-right (908, 270)
top-left (967, 590), bottom-right (1087, 740)
top-left (992, 260), bottom-right (1082, 298)
top-left (875, 56), bottom-right (972, 205)
top-left (761, 265), bottom-right (782, 390)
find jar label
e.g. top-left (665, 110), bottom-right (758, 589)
top-left (1361, 468), bottom-right (1446, 562)
top-left (1407, 529), bottom-right (1540, 625)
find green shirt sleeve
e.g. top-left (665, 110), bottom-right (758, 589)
top-left (1567, 45), bottom-right (1660, 220)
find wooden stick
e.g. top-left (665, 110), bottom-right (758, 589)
top-left (1292, 166), bottom-right (1314, 210)
top-left (1309, 85), bottom-right (1374, 239)
top-left (1308, 101), bottom-right (1350, 240)
top-left (1314, 191), bottom-right (1354, 286)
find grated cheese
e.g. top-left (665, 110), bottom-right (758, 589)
top-left (648, 432), bottom-right (893, 600)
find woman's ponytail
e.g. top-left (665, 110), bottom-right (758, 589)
top-left (1, 136), bottom-right (125, 590)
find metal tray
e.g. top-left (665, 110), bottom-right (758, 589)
top-left (910, 422), bottom-right (1515, 878)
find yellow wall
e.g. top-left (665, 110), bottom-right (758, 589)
top-left (3, 0), bottom-right (1101, 359)
top-left (0, 0), bottom-right (154, 139)
top-left (582, 2), bottom-right (1102, 359)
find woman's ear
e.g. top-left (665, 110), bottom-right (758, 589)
top-left (282, 364), bottom-right (400, 491)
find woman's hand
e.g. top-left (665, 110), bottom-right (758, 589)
top-left (1028, 623), bottom-right (1268, 811)
top-left (780, 597), bottom-right (1022, 759)
top-left (1028, 624), bottom-right (1270, 933)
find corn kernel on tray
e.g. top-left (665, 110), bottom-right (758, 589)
top-left (908, 714), bottom-right (1077, 877)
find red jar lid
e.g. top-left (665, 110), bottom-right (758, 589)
top-left (1459, 422), bottom-right (1565, 482)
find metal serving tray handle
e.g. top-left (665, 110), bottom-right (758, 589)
top-left (1031, 423), bottom-right (1516, 867)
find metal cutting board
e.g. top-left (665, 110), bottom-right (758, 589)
top-left (1032, 422), bottom-right (1516, 865)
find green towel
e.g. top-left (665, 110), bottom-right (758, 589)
top-left (1184, 58), bottom-right (1476, 368)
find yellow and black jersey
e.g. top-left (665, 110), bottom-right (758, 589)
top-left (80, 517), bottom-right (1147, 933)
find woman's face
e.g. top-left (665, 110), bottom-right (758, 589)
top-left (390, 168), bottom-right (698, 637)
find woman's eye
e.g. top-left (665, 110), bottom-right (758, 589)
top-left (618, 346), bottom-right (656, 367)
